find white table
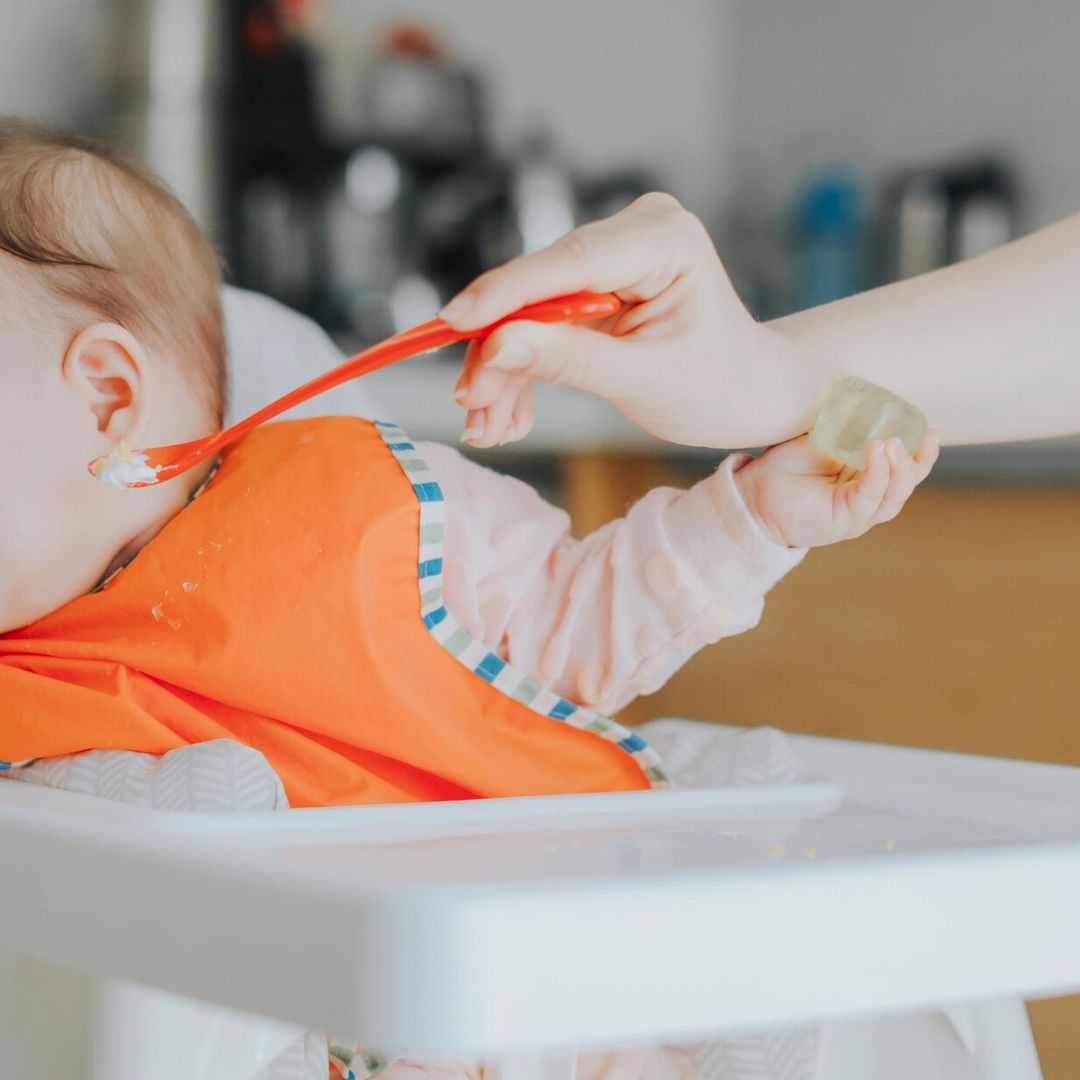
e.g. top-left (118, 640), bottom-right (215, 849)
top-left (1, 734), bottom-right (1077, 1078)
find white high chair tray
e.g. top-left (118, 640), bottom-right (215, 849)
top-left (2, 734), bottom-right (1080, 1056)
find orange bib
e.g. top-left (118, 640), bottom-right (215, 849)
top-left (0, 418), bottom-right (663, 806)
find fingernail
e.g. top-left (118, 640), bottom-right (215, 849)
top-left (452, 385), bottom-right (467, 403)
top-left (498, 422), bottom-right (518, 446)
top-left (461, 424), bottom-right (483, 444)
top-left (489, 343), bottom-right (532, 371)
top-left (440, 292), bottom-right (474, 324)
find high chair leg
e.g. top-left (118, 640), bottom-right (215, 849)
top-left (84, 977), bottom-right (306, 1080)
top-left (970, 998), bottom-right (1042, 1080)
top-left (488, 1051), bottom-right (578, 1080)
top-left (0, 951), bottom-right (97, 1077)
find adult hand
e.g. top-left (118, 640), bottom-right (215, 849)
top-left (443, 193), bottom-right (816, 450)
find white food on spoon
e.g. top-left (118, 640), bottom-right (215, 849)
top-left (91, 440), bottom-right (161, 489)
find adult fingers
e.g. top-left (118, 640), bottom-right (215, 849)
top-left (462, 319), bottom-right (650, 405)
top-left (455, 340), bottom-right (516, 410)
top-left (439, 193), bottom-right (705, 329)
top-left (510, 385), bottom-right (535, 443)
top-left (461, 373), bottom-right (530, 448)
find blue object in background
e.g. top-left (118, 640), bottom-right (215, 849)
top-left (794, 168), bottom-right (862, 310)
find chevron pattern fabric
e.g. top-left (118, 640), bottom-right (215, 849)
top-left (9, 738), bottom-right (289, 811)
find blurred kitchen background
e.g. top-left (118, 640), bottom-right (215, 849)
top-left (14, 0), bottom-right (1071, 339)
top-left (8, 1), bottom-right (1080, 1070)
top-left (12, 0), bottom-right (1080, 475)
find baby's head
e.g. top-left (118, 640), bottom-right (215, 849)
top-left (0, 120), bottom-right (225, 633)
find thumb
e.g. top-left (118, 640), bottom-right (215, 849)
top-left (478, 319), bottom-right (637, 403)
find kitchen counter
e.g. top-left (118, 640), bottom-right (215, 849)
top-left (362, 355), bottom-right (657, 453)
top-left (364, 357), bottom-right (1080, 483)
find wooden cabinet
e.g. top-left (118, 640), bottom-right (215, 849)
top-left (629, 482), bottom-right (1080, 761)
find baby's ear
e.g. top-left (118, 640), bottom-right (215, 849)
top-left (62, 323), bottom-right (151, 442)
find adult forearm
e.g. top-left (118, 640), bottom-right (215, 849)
top-left (772, 213), bottom-right (1080, 445)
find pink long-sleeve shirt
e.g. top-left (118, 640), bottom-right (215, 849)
top-left (423, 444), bottom-right (805, 716)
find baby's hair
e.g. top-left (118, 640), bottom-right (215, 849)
top-left (0, 119), bottom-right (226, 426)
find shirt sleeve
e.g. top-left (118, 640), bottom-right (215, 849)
top-left (420, 442), bottom-right (805, 716)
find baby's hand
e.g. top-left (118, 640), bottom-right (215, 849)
top-left (734, 432), bottom-right (940, 549)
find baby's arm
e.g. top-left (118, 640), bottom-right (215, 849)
top-left (424, 441), bottom-right (802, 715)
top-left (425, 431), bottom-right (936, 715)
top-left (417, 443), bottom-right (809, 715)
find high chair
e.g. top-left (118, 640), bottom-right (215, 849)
top-left (2, 294), bottom-right (1070, 1078)
top-left (0, 730), bottom-right (1074, 1080)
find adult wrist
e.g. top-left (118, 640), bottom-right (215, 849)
top-left (750, 322), bottom-right (823, 447)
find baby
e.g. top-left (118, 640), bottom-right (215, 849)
top-left (0, 119), bottom-right (939, 791)
top-left (0, 121), bottom-right (936, 1076)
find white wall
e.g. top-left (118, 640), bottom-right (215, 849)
top-left (0, 0), bottom-right (108, 126)
top-left (731, 0), bottom-right (1080, 231)
top-left (0, 1), bottom-right (734, 223)
top-left (8, 2), bottom-right (1080, 235)
top-left (318, 0), bottom-right (735, 221)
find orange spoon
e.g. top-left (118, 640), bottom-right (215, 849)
top-left (89, 290), bottom-right (620, 489)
